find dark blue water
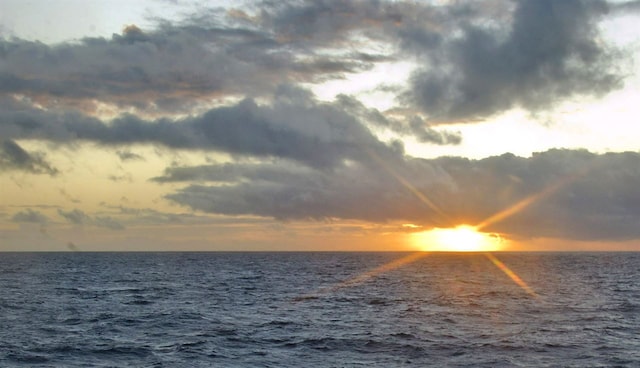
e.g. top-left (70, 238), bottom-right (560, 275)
top-left (1, 252), bottom-right (639, 367)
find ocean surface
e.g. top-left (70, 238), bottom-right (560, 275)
top-left (1, 252), bottom-right (639, 367)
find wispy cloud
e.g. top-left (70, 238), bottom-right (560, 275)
top-left (0, 140), bottom-right (59, 176)
top-left (12, 209), bottom-right (49, 224)
top-left (116, 150), bottom-right (144, 162)
top-left (58, 208), bottom-right (125, 230)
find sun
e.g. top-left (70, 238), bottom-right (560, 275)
top-left (412, 225), bottom-right (504, 252)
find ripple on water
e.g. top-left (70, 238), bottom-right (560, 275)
top-left (0, 252), bottom-right (638, 367)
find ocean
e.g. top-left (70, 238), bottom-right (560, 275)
top-left (1, 252), bottom-right (638, 367)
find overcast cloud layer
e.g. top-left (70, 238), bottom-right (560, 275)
top-left (2, 0), bottom-right (639, 245)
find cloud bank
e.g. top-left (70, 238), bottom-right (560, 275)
top-left (156, 149), bottom-right (640, 241)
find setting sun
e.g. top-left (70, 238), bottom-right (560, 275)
top-left (413, 225), bottom-right (504, 252)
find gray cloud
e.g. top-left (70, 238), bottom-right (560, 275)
top-left (610, 0), bottom-right (640, 12)
top-left (108, 173), bottom-right (133, 182)
top-left (93, 216), bottom-right (125, 230)
top-left (335, 95), bottom-right (462, 145)
top-left (161, 156), bottom-right (453, 224)
top-left (116, 150), bottom-right (144, 162)
top-left (59, 188), bottom-right (81, 204)
top-left (406, 0), bottom-right (620, 122)
top-left (12, 209), bottom-right (49, 224)
top-left (152, 161), bottom-right (315, 184)
top-left (1, 87), bottom-right (413, 169)
top-left (57, 208), bottom-right (91, 225)
top-left (255, 0), bottom-right (625, 121)
top-left (0, 17), bottom-right (373, 114)
top-left (58, 208), bottom-right (125, 230)
top-left (160, 149), bottom-right (640, 241)
top-left (0, 0), bottom-right (627, 131)
top-left (113, 206), bottom-right (188, 225)
top-left (0, 139), bottom-right (59, 176)
top-left (431, 150), bottom-right (640, 241)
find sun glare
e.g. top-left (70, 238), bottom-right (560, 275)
top-left (413, 225), bottom-right (504, 252)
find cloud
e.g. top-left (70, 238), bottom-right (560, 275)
top-left (57, 208), bottom-right (91, 225)
top-left (116, 150), bottom-right (144, 161)
top-left (111, 205), bottom-right (187, 224)
top-left (0, 139), bottom-right (59, 176)
top-left (0, 0), bottom-right (627, 129)
top-left (432, 149), bottom-right (640, 241)
top-left (99, 203), bottom-right (272, 227)
top-left (152, 161), bottom-right (315, 184)
top-left (12, 209), bottom-right (49, 224)
top-left (0, 15), bottom-right (374, 115)
top-left (58, 208), bottom-right (125, 230)
top-left (335, 95), bottom-right (462, 144)
top-left (159, 149), bottom-right (640, 242)
top-left (59, 188), bottom-right (81, 203)
top-left (405, 0), bottom-right (621, 122)
top-left (93, 216), bottom-right (125, 230)
top-left (255, 0), bottom-right (625, 121)
top-left (108, 173), bottom-right (133, 182)
top-left (160, 156), bottom-right (452, 223)
top-left (1, 87), bottom-right (418, 169)
top-left (610, 0), bottom-right (640, 13)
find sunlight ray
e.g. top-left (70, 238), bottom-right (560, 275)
top-left (294, 151), bottom-right (594, 303)
top-left (485, 252), bottom-right (538, 298)
top-left (293, 252), bottom-right (428, 301)
top-left (365, 148), bottom-right (452, 226)
top-left (476, 165), bottom-right (593, 231)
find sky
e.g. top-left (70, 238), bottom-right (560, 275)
top-left (1, 0), bottom-right (640, 251)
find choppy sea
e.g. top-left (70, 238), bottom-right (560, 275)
top-left (1, 252), bottom-right (639, 367)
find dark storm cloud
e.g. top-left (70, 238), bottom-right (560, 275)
top-left (12, 209), bottom-right (49, 224)
top-left (406, 0), bottom-right (620, 122)
top-left (161, 149), bottom-right (640, 241)
top-left (0, 139), bottom-right (58, 176)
